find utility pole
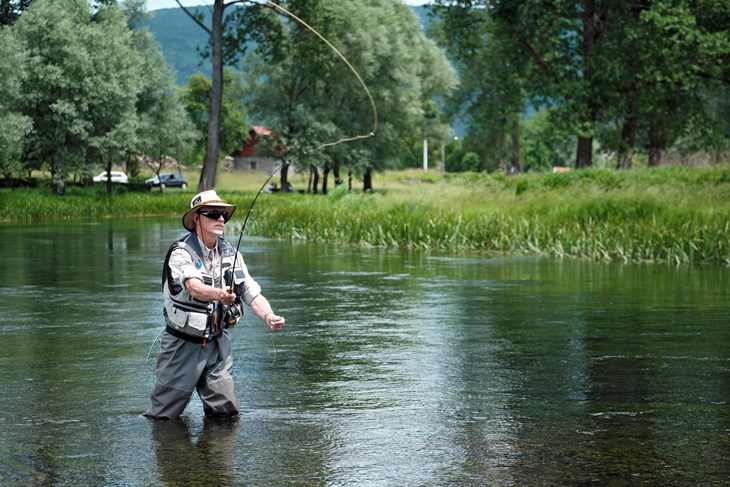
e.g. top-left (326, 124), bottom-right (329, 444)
top-left (423, 135), bottom-right (428, 171)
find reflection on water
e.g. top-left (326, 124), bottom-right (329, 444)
top-left (0, 218), bottom-right (728, 485)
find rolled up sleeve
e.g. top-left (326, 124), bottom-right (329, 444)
top-left (169, 248), bottom-right (203, 287)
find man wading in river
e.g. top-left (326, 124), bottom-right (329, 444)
top-left (146, 190), bottom-right (285, 419)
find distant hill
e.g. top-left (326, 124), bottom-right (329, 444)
top-left (142, 7), bottom-right (212, 85)
top-left (143, 5), bottom-right (431, 85)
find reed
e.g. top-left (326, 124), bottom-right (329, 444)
top-left (3, 166), bottom-right (730, 264)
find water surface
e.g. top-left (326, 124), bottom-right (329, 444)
top-left (0, 218), bottom-right (728, 485)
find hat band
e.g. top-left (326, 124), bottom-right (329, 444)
top-left (194, 199), bottom-right (226, 207)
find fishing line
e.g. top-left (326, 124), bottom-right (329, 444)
top-left (146, 327), bottom-right (165, 375)
top-left (228, 0), bottom-right (379, 361)
top-left (263, 0), bottom-right (379, 150)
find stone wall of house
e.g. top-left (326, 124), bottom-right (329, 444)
top-left (232, 156), bottom-right (296, 175)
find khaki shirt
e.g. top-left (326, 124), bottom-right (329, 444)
top-left (168, 236), bottom-right (262, 306)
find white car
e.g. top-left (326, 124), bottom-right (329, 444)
top-left (93, 171), bottom-right (129, 184)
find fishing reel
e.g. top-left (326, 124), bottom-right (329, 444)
top-left (223, 301), bottom-right (244, 329)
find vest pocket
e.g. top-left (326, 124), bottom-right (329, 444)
top-left (183, 311), bottom-right (209, 337)
top-left (168, 303), bottom-right (210, 337)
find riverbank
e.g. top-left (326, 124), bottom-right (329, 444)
top-left (2, 166), bottom-right (730, 264)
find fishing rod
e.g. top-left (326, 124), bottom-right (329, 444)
top-left (230, 158), bottom-right (290, 278)
top-left (222, 158), bottom-right (288, 327)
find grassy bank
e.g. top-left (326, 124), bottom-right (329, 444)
top-left (3, 166), bottom-right (730, 265)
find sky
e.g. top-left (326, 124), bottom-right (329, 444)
top-left (145, 0), bottom-right (429, 11)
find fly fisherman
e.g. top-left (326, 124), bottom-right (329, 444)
top-left (146, 190), bottom-right (285, 420)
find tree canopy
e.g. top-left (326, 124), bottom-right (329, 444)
top-left (3, 0), bottom-right (192, 193)
top-left (432, 0), bottom-right (730, 170)
top-left (234, 0), bottom-right (456, 191)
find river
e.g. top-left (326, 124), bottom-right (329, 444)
top-left (0, 218), bottom-right (728, 485)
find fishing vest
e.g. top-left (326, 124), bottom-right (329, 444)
top-left (162, 232), bottom-right (243, 339)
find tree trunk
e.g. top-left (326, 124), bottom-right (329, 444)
top-left (322, 166), bottom-right (330, 195)
top-left (51, 160), bottom-right (64, 195)
top-left (105, 160), bottom-right (113, 197)
top-left (363, 167), bottom-right (372, 192)
top-left (648, 123), bottom-right (667, 166)
top-left (333, 161), bottom-right (342, 186)
top-left (575, 0), bottom-right (598, 170)
top-left (575, 109), bottom-right (597, 169)
top-left (309, 164), bottom-right (320, 194)
top-left (576, 136), bottom-right (593, 168)
top-left (197, 0), bottom-right (225, 192)
top-left (617, 115), bottom-right (636, 169)
top-left (496, 128), bottom-right (507, 172)
top-left (280, 161), bottom-right (290, 192)
top-left (510, 120), bottom-right (522, 173)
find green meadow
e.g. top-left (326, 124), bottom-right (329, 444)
top-left (3, 166), bottom-right (730, 265)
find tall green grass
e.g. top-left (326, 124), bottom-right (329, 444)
top-left (3, 166), bottom-right (730, 264)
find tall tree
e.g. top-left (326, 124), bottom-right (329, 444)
top-left (0, 26), bottom-right (32, 177)
top-left (431, 1), bottom-right (527, 173)
top-left (135, 39), bottom-right (197, 191)
top-left (435, 0), bottom-right (730, 170)
top-left (633, 0), bottom-right (730, 165)
top-left (173, 0), bottom-right (235, 191)
top-left (238, 0), bottom-right (455, 191)
top-left (14, 0), bottom-right (149, 194)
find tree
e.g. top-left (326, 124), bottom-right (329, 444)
top-left (136, 48), bottom-right (197, 192)
top-left (627, 0), bottom-right (730, 166)
top-left (435, 1), bottom-right (730, 171)
top-left (85, 4), bottom-right (145, 196)
top-left (173, 0), bottom-right (237, 192)
top-left (431, 1), bottom-right (527, 173)
top-left (0, 26), bottom-right (32, 178)
top-left (13, 0), bottom-right (145, 194)
top-left (238, 0), bottom-right (455, 191)
top-left (182, 70), bottom-right (248, 167)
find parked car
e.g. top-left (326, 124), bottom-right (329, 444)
top-left (92, 171), bottom-right (129, 184)
top-left (145, 173), bottom-right (188, 189)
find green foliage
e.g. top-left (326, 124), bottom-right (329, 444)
top-left (182, 69), bottom-right (247, 164)
top-left (13, 0), bottom-right (139, 193)
top-left (129, 22), bottom-right (197, 178)
top-left (0, 27), bottom-right (31, 177)
top-left (237, 0), bottom-right (455, 175)
top-left (4, 0), bottom-right (189, 194)
top-left (5, 166), bottom-right (730, 265)
top-left (521, 110), bottom-right (574, 172)
top-left (430, 1), bottom-right (526, 172)
top-left (430, 0), bottom-right (730, 170)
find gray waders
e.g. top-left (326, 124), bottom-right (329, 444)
top-left (146, 331), bottom-right (239, 419)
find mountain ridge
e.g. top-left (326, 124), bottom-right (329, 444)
top-left (143, 5), bottom-right (430, 85)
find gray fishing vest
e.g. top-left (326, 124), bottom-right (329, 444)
top-left (162, 232), bottom-right (242, 338)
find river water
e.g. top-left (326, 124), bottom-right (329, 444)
top-left (0, 218), bottom-right (728, 486)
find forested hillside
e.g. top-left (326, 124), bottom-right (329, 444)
top-left (142, 7), bottom-right (211, 85)
top-left (143, 5), bottom-right (429, 85)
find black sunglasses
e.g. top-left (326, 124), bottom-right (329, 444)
top-left (199, 210), bottom-right (229, 220)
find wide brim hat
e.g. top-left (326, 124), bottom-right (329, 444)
top-left (182, 190), bottom-right (237, 231)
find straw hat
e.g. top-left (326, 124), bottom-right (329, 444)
top-left (182, 190), bottom-right (236, 231)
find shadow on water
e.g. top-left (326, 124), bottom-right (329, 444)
top-left (0, 218), bottom-right (728, 485)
